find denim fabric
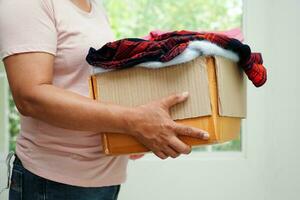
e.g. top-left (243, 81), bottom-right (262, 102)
top-left (9, 155), bottom-right (121, 200)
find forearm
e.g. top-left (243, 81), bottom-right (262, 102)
top-left (20, 84), bottom-right (134, 134)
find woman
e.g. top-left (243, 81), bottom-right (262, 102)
top-left (0, 0), bottom-right (209, 199)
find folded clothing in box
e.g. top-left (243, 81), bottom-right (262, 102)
top-left (86, 30), bottom-right (267, 87)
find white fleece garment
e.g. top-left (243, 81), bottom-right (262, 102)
top-left (92, 40), bottom-right (239, 74)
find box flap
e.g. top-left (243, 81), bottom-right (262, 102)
top-left (94, 57), bottom-right (211, 120)
top-left (214, 56), bottom-right (247, 118)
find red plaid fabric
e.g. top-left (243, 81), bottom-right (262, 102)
top-left (86, 30), bottom-right (267, 87)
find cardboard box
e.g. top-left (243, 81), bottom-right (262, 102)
top-left (89, 56), bottom-right (246, 155)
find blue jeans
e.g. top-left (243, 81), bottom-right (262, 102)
top-left (9, 155), bottom-right (121, 200)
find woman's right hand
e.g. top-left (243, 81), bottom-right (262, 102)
top-left (126, 92), bottom-right (210, 160)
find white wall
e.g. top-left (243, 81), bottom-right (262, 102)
top-left (259, 0), bottom-right (300, 199)
top-left (247, 0), bottom-right (300, 199)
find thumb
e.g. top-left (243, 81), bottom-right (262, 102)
top-left (160, 91), bottom-right (189, 109)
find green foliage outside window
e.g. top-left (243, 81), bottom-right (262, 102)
top-left (103, 0), bottom-right (242, 39)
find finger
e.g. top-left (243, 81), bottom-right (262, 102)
top-left (162, 145), bottom-right (180, 158)
top-left (154, 151), bottom-right (168, 160)
top-left (175, 124), bottom-right (209, 140)
top-left (168, 136), bottom-right (192, 154)
top-left (160, 92), bottom-right (189, 109)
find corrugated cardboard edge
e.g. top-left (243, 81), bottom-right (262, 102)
top-left (209, 57), bottom-right (242, 142)
top-left (207, 57), bottom-right (219, 141)
top-left (88, 76), bottom-right (96, 100)
top-left (89, 76), bottom-right (110, 155)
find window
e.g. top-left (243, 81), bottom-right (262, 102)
top-left (6, 0), bottom-right (243, 152)
top-left (103, 0), bottom-right (242, 38)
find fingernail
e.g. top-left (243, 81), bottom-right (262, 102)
top-left (182, 91), bottom-right (189, 98)
top-left (202, 132), bottom-right (209, 140)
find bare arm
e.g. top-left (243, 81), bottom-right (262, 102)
top-left (4, 52), bottom-right (132, 133)
top-left (4, 52), bottom-right (209, 159)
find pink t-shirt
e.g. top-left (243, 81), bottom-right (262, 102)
top-left (0, 0), bottom-right (129, 187)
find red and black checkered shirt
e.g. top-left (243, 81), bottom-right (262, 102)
top-left (86, 30), bottom-right (267, 87)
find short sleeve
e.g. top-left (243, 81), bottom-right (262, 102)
top-left (0, 0), bottom-right (57, 60)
